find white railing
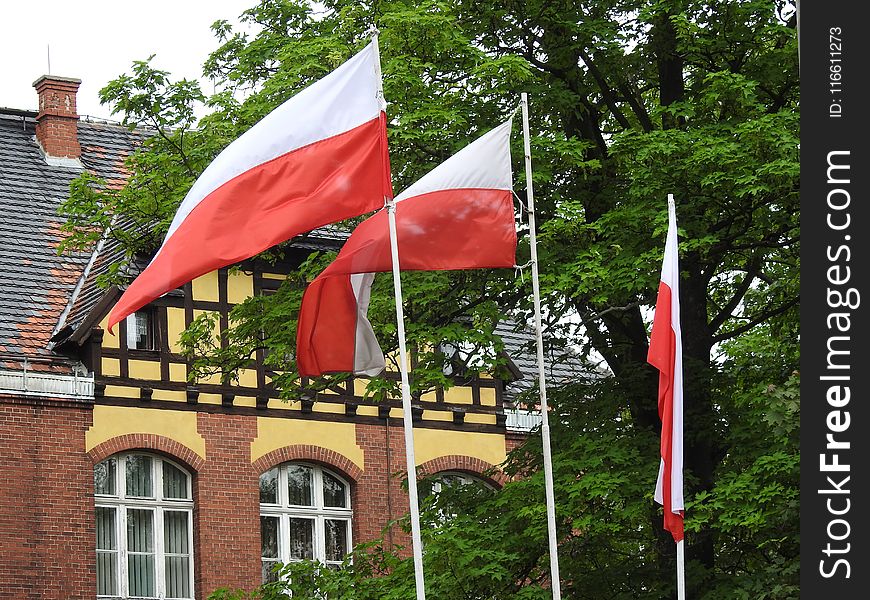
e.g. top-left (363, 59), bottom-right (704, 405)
top-left (0, 369), bottom-right (94, 398)
top-left (504, 408), bottom-right (543, 432)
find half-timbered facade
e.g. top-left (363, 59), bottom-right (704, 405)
top-left (0, 75), bottom-right (544, 599)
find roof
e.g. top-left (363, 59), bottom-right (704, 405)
top-left (496, 319), bottom-right (599, 405)
top-left (0, 111), bottom-right (139, 369)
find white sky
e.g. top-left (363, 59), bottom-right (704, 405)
top-left (1, 1), bottom-right (255, 120)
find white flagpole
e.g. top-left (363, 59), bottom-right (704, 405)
top-left (521, 92), bottom-right (562, 600)
top-left (667, 193), bottom-right (686, 600)
top-left (386, 197), bottom-right (427, 600)
top-left (677, 538), bottom-right (686, 600)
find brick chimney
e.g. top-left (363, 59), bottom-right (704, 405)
top-left (32, 75), bottom-right (82, 162)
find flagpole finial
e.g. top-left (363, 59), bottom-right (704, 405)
top-left (366, 25), bottom-right (381, 39)
top-left (668, 193), bottom-right (675, 207)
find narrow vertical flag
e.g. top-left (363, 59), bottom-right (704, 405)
top-left (647, 196), bottom-right (685, 542)
top-left (296, 119), bottom-right (517, 377)
top-left (107, 39), bottom-right (392, 332)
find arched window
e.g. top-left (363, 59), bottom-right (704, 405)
top-left (94, 453), bottom-right (194, 599)
top-left (419, 471), bottom-right (494, 521)
top-left (259, 463), bottom-right (352, 582)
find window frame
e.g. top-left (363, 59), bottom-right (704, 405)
top-left (125, 309), bottom-right (159, 352)
top-left (95, 452), bottom-right (194, 600)
top-left (259, 462), bottom-right (353, 580)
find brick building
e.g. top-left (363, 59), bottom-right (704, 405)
top-left (0, 75), bottom-right (551, 599)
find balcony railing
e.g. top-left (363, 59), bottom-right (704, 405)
top-left (0, 369), bottom-right (94, 398)
top-left (504, 408), bottom-right (543, 432)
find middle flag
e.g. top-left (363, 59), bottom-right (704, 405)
top-left (296, 119), bottom-right (518, 377)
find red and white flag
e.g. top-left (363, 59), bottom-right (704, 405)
top-left (647, 196), bottom-right (685, 542)
top-left (107, 40), bottom-right (392, 332)
top-left (296, 119), bottom-right (518, 377)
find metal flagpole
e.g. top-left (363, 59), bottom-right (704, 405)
top-left (386, 197), bottom-right (427, 600)
top-left (677, 538), bottom-right (686, 600)
top-left (668, 193), bottom-right (686, 600)
top-left (520, 92), bottom-right (562, 600)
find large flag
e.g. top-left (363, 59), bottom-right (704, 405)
top-left (647, 197), bottom-right (685, 542)
top-left (296, 119), bottom-right (517, 377)
top-left (107, 40), bottom-right (392, 332)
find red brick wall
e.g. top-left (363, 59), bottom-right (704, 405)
top-left (0, 398), bottom-right (94, 600)
top-left (194, 413), bottom-right (261, 597)
top-left (355, 421), bottom-right (411, 553)
top-left (0, 400), bottom-right (512, 599)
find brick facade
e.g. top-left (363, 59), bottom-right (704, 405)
top-left (1, 397), bottom-right (514, 599)
top-left (0, 398), bottom-right (94, 600)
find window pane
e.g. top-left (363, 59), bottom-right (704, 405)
top-left (165, 555), bottom-right (191, 599)
top-left (262, 559), bottom-right (280, 584)
top-left (96, 551), bottom-right (118, 595)
top-left (128, 553), bottom-right (156, 597)
top-left (288, 518), bottom-right (314, 560)
top-left (163, 461), bottom-right (190, 500)
top-left (95, 507), bottom-right (117, 550)
top-left (287, 465), bottom-right (313, 506)
top-left (94, 459), bottom-right (117, 496)
top-left (322, 471), bottom-right (347, 508)
top-left (259, 468), bottom-right (278, 504)
top-left (324, 520), bottom-right (349, 562)
top-left (261, 516), bottom-right (279, 559)
top-left (127, 509), bottom-right (154, 552)
top-left (126, 455), bottom-right (153, 497)
top-left (164, 511), bottom-right (189, 554)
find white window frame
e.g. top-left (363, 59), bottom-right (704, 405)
top-left (260, 463), bottom-right (353, 581)
top-left (95, 453), bottom-right (194, 600)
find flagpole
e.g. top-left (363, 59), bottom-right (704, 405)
top-left (677, 538), bottom-right (686, 600)
top-left (669, 192), bottom-right (687, 600)
top-left (386, 197), bottom-right (427, 600)
top-left (520, 92), bottom-right (562, 600)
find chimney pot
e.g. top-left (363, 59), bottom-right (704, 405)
top-left (32, 75), bottom-right (82, 162)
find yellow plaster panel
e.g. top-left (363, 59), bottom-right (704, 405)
top-left (268, 399), bottom-right (301, 411)
top-left (444, 386), bottom-right (473, 405)
top-left (193, 310), bottom-right (221, 345)
top-left (413, 429), bottom-right (505, 468)
top-left (313, 403), bottom-right (345, 415)
top-left (86, 405), bottom-right (205, 458)
top-left (234, 396), bottom-right (257, 408)
top-left (197, 393), bottom-right (223, 405)
top-left (464, 413), bottom-right (497, 425)
top-left (237, 369), bottom-right (257, 388)
top-left (479, 388), bottom-right (496, 406)
top-left (420, 391), bottom-right (438, 403)
top-left (99, 315), bottom-right (120, 349)
top-left (192, 271), bottom-right (219, 302)
top-left (151, 389), bottom-right (187, 402)
top-left (103, 385), bottom-right (140, 399)
top-left (261, 273), bottom-right (286, 280)
top-left (356, 405), bottom-right (378, 417)
top-left (166, 308), bottom-right (186, 353)
top-left (102, 358), bottom-right (120, 376)
top-left (251, 418), bottom-right (364, 469)
top-left (129, 359), bottom-right (161, 381)
top-left (227, 271), bottom-right (254, 305)
top-left (423, 410), bottom-right (453, 422)
top-left (479, 373), bottom-right (493, 379)
top-left (390, 408), bottom-right (404, 419)
top-left (169, 363), bottom-right (187, 383)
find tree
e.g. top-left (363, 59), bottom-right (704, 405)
top-left (59, 0), bottom-right (799, 597)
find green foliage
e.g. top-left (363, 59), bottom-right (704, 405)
top-left (59, 0), bottom-right (799, 597)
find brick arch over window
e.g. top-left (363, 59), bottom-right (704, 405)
top-left (417, 455), bottom-right (508, 487)
top-left (87, 434), bottom-right (205, 473)
top-left (251, 445), bottom-right (363, 483)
